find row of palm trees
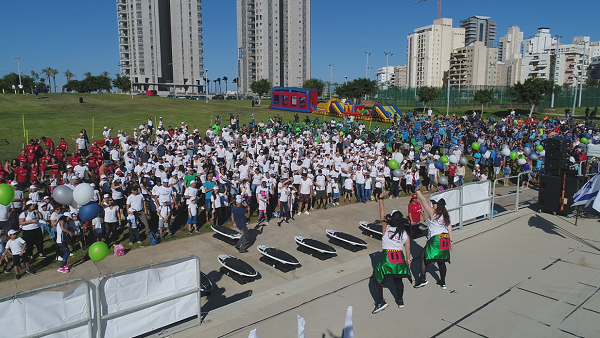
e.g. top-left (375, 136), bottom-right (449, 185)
top-left (205, 76), bottom-right (233, 93)
top-left (29, 69), bottom-right (111, 93)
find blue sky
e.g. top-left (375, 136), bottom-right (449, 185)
top-left (1, 0), bottom-right (598, 88)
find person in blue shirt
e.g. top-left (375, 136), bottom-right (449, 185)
top-left (203, 173), bottom-right (217, 222)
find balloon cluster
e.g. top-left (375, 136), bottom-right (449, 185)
top-left (53, 183), bottom-right (102, 221)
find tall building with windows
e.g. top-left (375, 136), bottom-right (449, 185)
top-left (406, 18), bottom-right (465, 88)
top-left (498, 26), bottom-right (523, 62)
top-left (460, 16), bottom-right (496, 48)
top-left (237, 0), bottom-right (311, 95)
top-left (116, 0), bottom-right (204, 94)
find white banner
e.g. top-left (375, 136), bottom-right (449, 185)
top-left (1, 282), bottom-right (91, 338)
top-left (432, 180), bottom-right (491, 225)
top-left (95, 257), bottom-right (199, 338)
top-left (461, 180), bottom-right (491, 222)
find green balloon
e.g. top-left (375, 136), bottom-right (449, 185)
top-left (388, 159), bottom-right (399, 170)
top-left (440, 156), bottom-right (449, 164)
top-left (510, 151), bottom-right (518, 160)
top-left (518, 154), bottom-right (525, 159)
top-left (0, 184), bottom-right (14, 206)
top-left (89, 242), bottom-right (109, 262)
top-left (472, 142), bottom-right (480, 151)
top-left (536, 145), bottom-right (543, 152)
top-left (581, 137), bottom-right (588, 144)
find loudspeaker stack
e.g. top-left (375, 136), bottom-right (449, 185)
top-left (538, 137), bottom-right (579, 215)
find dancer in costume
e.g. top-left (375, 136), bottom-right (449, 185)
top-left (414, 188), bottom-right (452, 289)
top-left (371, 191), bottom-right (413, 314)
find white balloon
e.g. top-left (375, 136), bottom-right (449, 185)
top-left (539, 150), bottom-right (545, 157)
top-left (73, 183), bottom-right (94, 205)
top-left (438, 176), bottom-right (449, 186)
top-left (530, 154), bottom-right (538, 161)
top-left (483, 151), bottom-right (491, 159)
top-left (502, 148), bottom-right (511, 156)
top-left (502, 144), bottom-right (509, 149)
top-left (393, 153), bottom-right (404, 163)
top-left (448, 155), bottom-right (458, 164)
top-left (523, 147), bottom-right (531, 155)
top-left (52, 185), bottom-right (73, 205)
top-left (459, 157), bottom-right (468, 166)
top-left (517, 158), bottom-right (526, 165)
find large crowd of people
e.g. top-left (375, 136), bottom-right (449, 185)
top-left (0, 108), bottom-right (597, 278)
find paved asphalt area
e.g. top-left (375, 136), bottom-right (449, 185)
top-left (4, 186), bottom-right (600, 337)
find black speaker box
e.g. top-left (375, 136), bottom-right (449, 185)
top-left (538, 175), bottom-right (581, 215)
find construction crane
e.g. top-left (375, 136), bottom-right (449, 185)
top-left (415, 0), bottom-right (441, 20)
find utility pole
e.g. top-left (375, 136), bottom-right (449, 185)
top-left (550, 35), bottom-right (561, 109)
top-left (329, 64), bottom-right (335, 98)
top-left (384, 52), bottom-right (393, 87)
top-left (13, 56), bottom-right (22, 87)
top-left (446, 60), bottom-right (451, 116)
top-left (363, 52), bottom-right (371, 79)
top-left (578, 42), bottom-right (587, 107)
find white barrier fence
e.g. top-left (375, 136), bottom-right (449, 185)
top-left (0, 255), bottom-right (201, 338)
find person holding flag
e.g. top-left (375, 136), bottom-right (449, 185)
top-left (414, 186), bottom-right (453, 290)
top-left (371, 190), bottom-right (413, 314)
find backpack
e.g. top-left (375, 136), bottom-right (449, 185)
top-left (149, 232), bottom-right (160, 245)
top-left (114, 244), bottom-right (125, 256)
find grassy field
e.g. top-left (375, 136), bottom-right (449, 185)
top-left (1, 93), bottom-right (586, 160)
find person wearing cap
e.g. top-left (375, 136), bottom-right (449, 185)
top-left (187, 197), bottom-right (199, 234)
top-left (0, 229), bottom-right (10, 273)
top-left (9, 181), bottom-right (25, 230)
top-left (72, 133), bottom-right (89, 157)
top-left (414, 189), bottom-right (452, 290)
top-left (231, 195), bottom-right (250, 253)
top-left (370, 190), bottom-right (412, 314)
top-left (56, 212), bottom-right (75, 271)
top-left (126, 208), bottom-right (142, 245)
top-left (19, 201), bottom-right (45, 260)
top-left (3, 229), bottom-right (35, 278)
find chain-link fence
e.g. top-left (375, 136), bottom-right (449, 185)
top-left (376, 86), bottom-right (600, 109)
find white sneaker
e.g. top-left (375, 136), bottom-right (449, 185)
top-left (336, 202), bottom-right (339, 205)
top-left (56, 256), bottom-right (63, 261)
top-left (297, 212), bottom-right (302, 216)
top-left (305, 211), bottom-right (310, 215)
top-left (389, 196), bottom-right (393, 199)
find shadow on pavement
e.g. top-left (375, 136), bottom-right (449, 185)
top-left (201, 270), bottom-right (253, 317)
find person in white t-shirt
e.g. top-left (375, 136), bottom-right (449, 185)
top-left (297, 174), bottom-right (313, 215)
top-left (3, 229), bottom-right (34, 278)
top-left (157, 201), bottom-right (171, 238)
top-left (344, 175), bottom-right (354, 202)
top-left (187, 198), bottom-right (199, 234)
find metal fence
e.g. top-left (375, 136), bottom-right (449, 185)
top-left (376, 86), bottom-right (600, 109)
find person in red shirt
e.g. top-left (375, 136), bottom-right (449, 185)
top-left (0, 168), bottom-right (6, 184)
top-left (24, 140), bottom-right (35, 154)
top-left (407, 194), bottom-right (425, 237)
top-left (58, 138), bottom-right (69, 152)
top-left (48, 158), bottom-right (60, 178)
top-left (54, 148), bottom-right (65, 162)
top-left (42, 136), bottom-right (54, 151)
top-left (447, 163), bottom-right (456, 189)
top-left (30, 162), bottom-right (40, 185)
top-left (14, 162), bottom-right (30, 190)
top-left (25, 148), bottom-right (37, 165)
top-left (16, 150), bottom-right (27, 165)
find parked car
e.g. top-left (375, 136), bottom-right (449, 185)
top-left (166, 95), bottom-right (176, 98)
top-left (212, 94), bottom-right (225, 100)
top-left (197, 96), bottom-right (208, 100)
top-left (226, 96), bottom-right (237, 100)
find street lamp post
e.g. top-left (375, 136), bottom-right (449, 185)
top-left (446, 59), bottom-right (451, 116)
top-left (329, 64), bottom-right (335, 98)
top-left (550, 35), bottom-right (562, 109)
top-left (363, 52), bottom-right (371, 79)
top-left (232, 66), bottom-right (238, 100)
top-left (13, 56), bottom-right (22, 89)
top-left (204, 69), bottom-right (209, 95)
top-left (578, 42), bottom-right (587, 107)
top-left (345, 76), bottom-right (348, 84)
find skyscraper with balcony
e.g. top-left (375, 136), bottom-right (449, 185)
top-left (460, 16), bottom-right (496, 48)
top-left (116, 0), bottom-right (204, 94)
top-left (237, 0), bottom-right (311, 95)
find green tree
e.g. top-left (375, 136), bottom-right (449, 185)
top-left (83, 72), bottom-right (92, 79)
top-left (64, 70), bottom-right (75, 83)
top-left (216, 78), bottom-right (222, 93)
top-left (250, 78), bottom-right (272, 97)
top-left (473, 89), bottom-right (494, 114)
top-left (112, 74), bottom-right (131, 93)
top-left (335, 78), bottom-right (377, 103)
top-left (49, 68), bottom-right (59, 93)
top-left (222, 76), bottom-right (229, 93)
top-left (509, 78), bottom-right (556, 117)
top-left (41, 67), bottom-right (53, 89)
top-left (302, 78), bottom-right (325, 97)
top-left (30, 71), bottom-right (39, 82)
top-left (417, 86), bottom-right (442, 111)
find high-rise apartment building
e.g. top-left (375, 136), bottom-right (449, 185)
top-left (498, 26), bottom-right (523, 62)
top-left (393, 65), bottom-right (407, 88)
top-left (376, 66), bottom-right (394, 89)
top-left (117, 0), bottom-right (204, 94)
top-left (237, 0), bottom-right (311, 95)
top-left (450, 41), bottom-right (498, 87)
top-left (523, 28), bottom-right (556, 54)
top-left (406, 18), bottom-right (465, 88)
top-left (460, 16), bottom-right (496, 48)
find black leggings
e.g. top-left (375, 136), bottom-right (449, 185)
top-left (372, 273), bottom-right (404, 303)
top-left (419, 247), bottom-right (447, 283)
top-left (23, 228), bottom-right (44, 257)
